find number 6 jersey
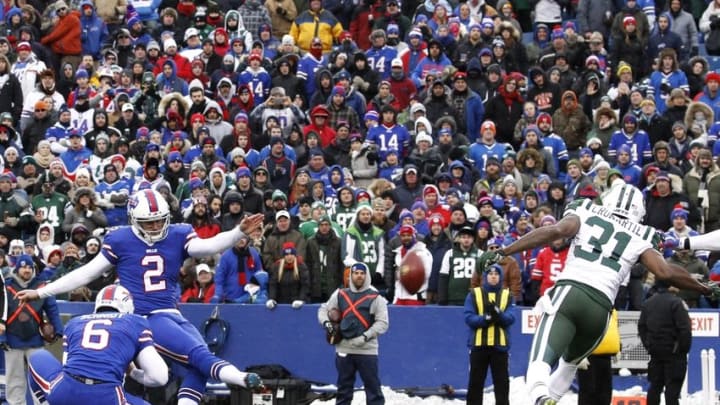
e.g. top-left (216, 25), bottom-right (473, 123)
top-left (558, 199), bottom-right (660, 304)
top-left (63, 312), bottom-right (154, 385)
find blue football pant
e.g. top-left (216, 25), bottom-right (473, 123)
top-left (147, 311), bottom-right (232, 403)
top-left (27, 349), bottom-right (149, 405)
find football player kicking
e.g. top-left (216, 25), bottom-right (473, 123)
top-left (19, 190), bottom-right (265, 405)
top-left (28, 285), bottom-right (167, 405)
top-left (477, 180), bottom-right (719, 405)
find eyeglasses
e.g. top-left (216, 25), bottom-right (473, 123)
top-left (488, 245), bottom-right (500, 250)
top-left (255, 172), bottom-right (267, 176)
top-left (35, 109), bottom-right (47, 112)
top-left (118, 35), bottom-right (129, 39)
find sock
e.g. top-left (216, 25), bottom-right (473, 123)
top-left (548, 357), bottom-right (578, 400)
top-left (218, 365), bottom-right (250, 387)
top-left (177, 398), bottom-right (199, 405)
top-left (526, 360), bottom-right (552, 402)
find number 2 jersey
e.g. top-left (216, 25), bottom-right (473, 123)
top-left (101, 224), bottom-right (195, 315)
top-left (558, 199), bottom-right (659, 305)
top-left (63, 312), bottom-right (153, 384)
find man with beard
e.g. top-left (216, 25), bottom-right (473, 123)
top-left (452, 22), bottom-right (484, 69)
top-left (20, 69), bottom-right (64, 133)
top-left (212, 235), bottom-right (265, 303)
top-left (22, 101), bottom-right (53, 151)
top-left (70, 92), bottom-right (95, 134)
top-left (438, 225), bottom-right (480, 306)
top-left (343, 203), bottom-right (386, 290)
top-left (306, 215), bottom-right (343, 303)
top-left (3, 255), bottom-right (63, 405)
top-left (391, 225), bottom-right (433, 305)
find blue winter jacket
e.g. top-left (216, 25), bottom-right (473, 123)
top-left (213, 246), bottom-right (264, 302)
top-left (79, 0), bottom-right (108, 59)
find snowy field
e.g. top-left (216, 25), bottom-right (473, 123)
top-left (312, 377), bottom-right (716, 404)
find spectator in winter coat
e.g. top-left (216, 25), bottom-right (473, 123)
top-left (576, 0), bottom-right (615, 41)
top-left (40, 1), bottom-right (81, 69)
top-left (306, 215), bottom-right (343, 302)
top-left (645, 171), bottom-right (700, 231)
top-left (683, 148), bottom-right (720, 232)
top-left (212, 236), bottom-right (265, 303)
top-left (266, 0), bottom-right (297, 40)
top-left (485, 75), bottom-right (524, 145)
top-left (668, 0), bottom-right (699, 58)
top-left (180, 263), bottom-right (217, 303)
top-left (267, 241), bottom-right (310, 306)
top-left (638, 279), bottom-right (691, 405)
top-left (290, 0), bottom-right (343, 53)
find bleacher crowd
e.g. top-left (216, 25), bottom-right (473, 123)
top-left (0, 0), bottom-right (717, 309)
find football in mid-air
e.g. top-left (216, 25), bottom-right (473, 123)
top-left (399, 251), bottom-right (426, 295)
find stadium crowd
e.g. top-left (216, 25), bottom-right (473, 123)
top-left (0, 0), bottom-right (717, 310)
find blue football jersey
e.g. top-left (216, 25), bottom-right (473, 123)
top-left (101, 225), bottom-right (195, 315)
top-left (63, 312), bottom-right (153, 384)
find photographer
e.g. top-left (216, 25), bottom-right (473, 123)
top-left (249, 87), bottom-right (307, 139)
top-left (349, 133), bottom-right (378, 189)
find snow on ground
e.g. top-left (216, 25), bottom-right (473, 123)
top-left (312, 377), bottom-right (715, 404)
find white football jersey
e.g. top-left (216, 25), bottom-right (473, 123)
top-left (557, 199), bottom-right (659, 304)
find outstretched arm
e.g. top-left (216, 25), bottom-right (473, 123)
top-left (501, 215), bottom-right (581, 257)
top-left (686, 229), bottom-right (720, 251)
top-left (19, 254), bottom-right (113, 302)
top-left (641, 248), bottom-right (711, 295)
top-left (186, 213), bottom-right (265, 257)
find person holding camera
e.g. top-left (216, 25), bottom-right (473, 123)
top-left (318, 262), bottom-right (389, 405)
top-left (463, 264), bottom-right (515, 405)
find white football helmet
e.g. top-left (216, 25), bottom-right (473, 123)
top-left (602, 182), bottom-right (645, 223)
top-left (95, 284), bottom-right (134, 314)
top-left (128, 189), bottom-right (171, 243)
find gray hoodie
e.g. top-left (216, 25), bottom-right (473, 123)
top-left (318, 270), bottom-right (389, 355)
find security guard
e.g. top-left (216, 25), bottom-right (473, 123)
top-left (638, 280), bottom-right (691, 405)
top-left (464, 264), bottom-right (516, 405)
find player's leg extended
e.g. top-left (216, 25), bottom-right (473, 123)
top-left (549, 285), bottom-right (611, 400)
top-left (148, 313), bottom-right (252, 396)
top-left (27, 349), bottom-right (62, 404)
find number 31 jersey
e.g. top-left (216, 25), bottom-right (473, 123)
top-left (558, 199), bottom-right (659, 304)
top-left (101, 224), bottom-right (195, 315)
